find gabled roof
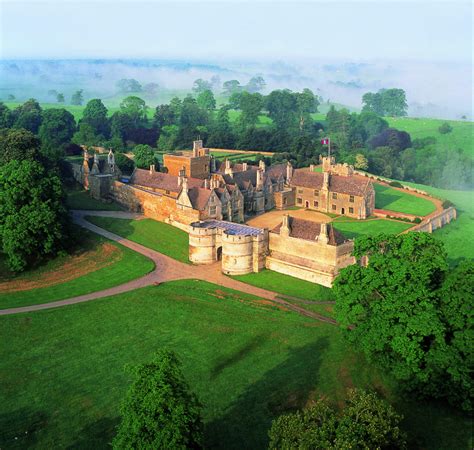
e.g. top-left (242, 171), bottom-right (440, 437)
top-left (187, 187), bottom-right (213, 211)
top-left (131, 169), bottom-right (203, 193)
top-left (291, 169), bottom-right (371, 197)
top-left (271, 217), bottom-right (348, 246)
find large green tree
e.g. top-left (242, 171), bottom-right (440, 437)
top-left (133, 144), bottom-right (156, 169)
top-left (196, 89), bottom-right (216, 112)
top-left (70, 89), bottom-right (84, 106)
top-left (238, 92), bottom-right (263, 129)
top-left (38, 108), bottom-right (76, 161)
top-left (120, 96), bottom-right (148, 127)
top-left (334, 233), bottom-right (473, 410)
top-left (80, 98), bottom-right (110, 138)
top-left (113, 350), bottom-right (203, 449)
top-left (12, 99), bottom-right (43, 134)
top-left (0, 160), bottom-right (68, 271)
top-left (266, 90), bottom-right (298, 130)
top-left (0, 128), bottom-right (41, 164)
top-left (269, 389), bottom-right (406, 449)
top-left (0, 102), bottom-right (13, 129)
top-left (246, 76), bottom-right (266, 93)
top-left (207, 105), bottom-right (235, 148)
top-left (192, 78), bottom-right (212, 94)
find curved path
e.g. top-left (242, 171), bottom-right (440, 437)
top-left (0, 211), bottom-right (336, 324)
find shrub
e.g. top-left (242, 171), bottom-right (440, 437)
top-left (389, 181), bottom-right (403, 188)
top-left (115, 153), bottom-right (135, 174)
top-left (438, 122), bottom-right (453, 134)
top-left (442, 199), bottom-right (454, 209)
top-left (413, 217), bottom-right (422, 224)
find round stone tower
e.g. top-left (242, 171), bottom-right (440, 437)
top-left (221, 232), bottom-right (254, 275)
top-left (189, 222), bottom-right (218, 264)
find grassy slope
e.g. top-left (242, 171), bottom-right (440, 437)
top-left (0, 280), bottom-right (470, 450)
top-left (386, 117), bottom-right (474, 158)
top-left (0, 232), bottom-right (154, 309)
top-left (86, 216), bottom-right (190, 263)
top-left (332, 218), bottom-right (413, 240)
top-left (66, 187), bottom-right (123, 211)
top-left (374, 183), bottom-right (436, 216)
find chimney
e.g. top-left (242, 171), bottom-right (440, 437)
top-left (93, 152), bottom-right (99, 164)
top-left (211, 156), bottom-right (217, 172)
top-left (259, 160), bottom-right (266, 172)
top-left (318, 222), bottom-right (329, 244)
top-left (281, 214), bottom-right (291, 236)
top-left (149, 164), bottom-right (156, 175)
top-left (83, 148), bottom-right (89, 161)
top-left (310, 164), bottom-right (315, 172)
top-left (256, 168), bottom-right (263, 189)
top-left (182, 176), bottom-right (188, 193)
top-left (323, 171), bottom-right (329, 190)
top-left (193, 140), bottom-right (203, 157)
top-left (286, 161), bottom-right (293, 183)
top-left (204, 178), bottom-right (210, 189)
top-left (224, 159), bottom-right (233, 176)
top-left (178, 167), bottom-right (186, 186)
top-left (242, 162), bottom-right (248, 171)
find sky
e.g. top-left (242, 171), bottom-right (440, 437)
top-left (0, 0), bottom-right (472, 63)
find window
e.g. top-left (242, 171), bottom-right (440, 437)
top-left (297, 188), bottom-right (303, 194)
top-left (314, 189), bottom-right (319, 196)
top-left (332, 204), bottom-right (336, 210)
top-left (313, 201), bottom-right (319, 207)
top-left (332, 192), bottom-right (337, 199)
top-left (209, 206), bottom-right (216, 215)
top-left (349, 195), bottom-right (354, 203)
top-left (297, 197), bottom-right (303, 204)
top-left (283, 197), bottom-right (287, 205)
top-left (349, 207), bottom-right (354, 214)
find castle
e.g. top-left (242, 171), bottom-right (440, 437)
top-left (71, 140), bottom-right (375, 286)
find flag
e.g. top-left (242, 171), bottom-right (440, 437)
top-left (321, 138), bottom-right (329, 145)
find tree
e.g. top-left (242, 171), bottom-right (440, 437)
top-left (116, 78), bottom-right (142, 93)
top-left (196, 89), bottom-right (216, 112)
top-left (12, 99), bottom-right (43, 134)
top-left (222, 80), bottom-right (242, 96)
top-left (157, 125), bottom-right (179, 151)
top-left (115, 153), bottom-right (135, 174)
top-left (0, 160), bottom-right (68, 271)
top-left (38, 108), bottom-right (76, 161)
top-left (266, 90), bottom-right (298, 130)
top-left (143, 82), bottom-right (160, 95)
top-left (354, 153), bottom-right (368, 170)
top-left (269, 389), bottom-right (406, 450)
top-left (113, 350), bottom-right (203, 449)
top-left (0, 102), bottom-right (14, 129)
top-left (369, 128), bottom-right (411, 152)
top-left (133, 144), bottom-right (156, 169)
top-left (295, 88), bottom-right (318, 131)
top-left (334, 233), bottom-right (473, 410)
top-left (71, 89), bottom-right (84, 106)
top-left (192, 79), bottom-right (212, 94)
top-left (238, 92), bottom-right (263, 129)
top-left (120, 96), bottom-right (148, 127)
top-left (207, 106), bottom-right (235, 149)
top-left (177, 96), bottom-right (209, 147)
top-left (362, 92), bottom-right (384, 116)
top-left (438, 122), bottom-right (453, 134)
top-left (228, 92), bottom-right (242, 110)
top-left (0, 128), bottom-right (41, 164)
top-left (56, 93), bottom-right (65, 103)
top-left (246, 76), bottom-right (266, 93)
top-left (72, 123), bottom-right (100, 147)
top-left (380, 88), bottom-right (408, 117)
top-left (154, 104), bottom-right (177, 132)
top-left (80, 99), bottom-right (110, 139)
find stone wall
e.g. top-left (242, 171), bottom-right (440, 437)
top-left (163, 153), bottom-right (211, 179)
top-left (274, 188), bottom-right (296, 210)
top-left (266, 232), bottom-right (355, 287)
top-left (411, 207), bottom-right (457, 233)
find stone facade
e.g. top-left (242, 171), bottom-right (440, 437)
top-left (266, 215), bottom-right (355, 287)
top-left (163, 140), bottom-right (211, 179)
top-left (289, 158), bottom-right (375, 219)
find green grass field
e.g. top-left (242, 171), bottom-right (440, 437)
top-left (387, 117), bottom-right (474, 158)
top-left (233, 269), bottom-right (334, 302)
top-left (0, 280), bottom-right (470, 450)
top-left (0, 231), bottom-right (154, 309)
top-left (374, 183), bottom-right (436, 216)
top-left (332, 218), bottom-right (413, 239)
top-left (66, 187), bottom-right (123, 211)
top-left (85, 216), bottom-right (190, 263)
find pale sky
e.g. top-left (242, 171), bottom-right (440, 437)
top-left (0, 0), bottom-right (472, 62)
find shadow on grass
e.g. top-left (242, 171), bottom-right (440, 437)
top-left (206, 338), bottom-right (329, 449)
top-left (67, 417), bottom-right (119, 450)
top-left (0, 409), bottom-right (49, 449)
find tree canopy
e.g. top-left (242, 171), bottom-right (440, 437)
top-left (0, 128), bottom-right (41, 164)
top-left (113, 350), bottom-right (203, 449)
top-left (362, 88), bottom-right (408, 117)
top-left (334, 233), bottom-right (473, 411)
top-left (133, 144), bottom-right (156, 169)
top-left (38, 108), bottom-right (76, 161)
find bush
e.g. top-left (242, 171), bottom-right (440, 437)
top-left (413, 217), bottom-right (422, 224)
top-left (442, 199), bottom-right (454, 209)
top-left (389, 181), bottom-right (403, 188)
top-left (438, 122), bottom-right (453, 134)
top-left (115, 153), bottom-right (135, 175)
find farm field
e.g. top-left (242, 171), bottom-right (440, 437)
top-left (386, 117), bottom-right (474, 158)
top-left (0, 280), bottom-right (470, 450)
top-left (85, 216), bottom-right (190, 263)
top-left (374, 183), bottom-right (436, 216)
top-left (332, 217), bottom-right (413, 239)
top-left (0, 230), bottom-right (154, 309)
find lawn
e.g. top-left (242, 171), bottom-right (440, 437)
top-left (85, 216), bottom-right (190, 263)
top-left (332, 218), bottom-right (413, 239)
top-left (0, 280), bottom-right (470, 450)
top-left (386, 117), bottom-right (474, 158)
top-left (66, 187), bottom-right (123, 211)
top-left (0, 230), bottom-right (154, 309)
top-left (233, 269), bottom-right (334, 302)
top-left (374, 183), bottom-right (436, 216)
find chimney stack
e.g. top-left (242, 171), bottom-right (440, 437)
top-left (178, 167), bottom-right (186, 186)
top-left (242, 162), bottom-right (248, 171)
top-left (193, 140), bottom-right (203, 157)
top-left (182, 176), bottom-right (188, 193)
top-left (149, 164), bottom-right (156, 175)
top-left (286, 161), bottom-right (293, 184)
top-left (281, 214), bottom-right (291, 236)
top-left (323, 171), bottom-right (329, 190)
top-left (310, 164), bottom-right (315, 172)
top-left (204, 178), bottom-right (210, 189)
top-left (318, 222), bottom-right (329, 244)
top-left (256, 168), bottom-right (263, 189)
top-left (259, 160), bottom-right (266, 172)
top-left (224, 159), bottom-right (233, 176)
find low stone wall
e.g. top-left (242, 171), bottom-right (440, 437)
top-left (354, 170), bottom-right (429, 196)
top-left (411, 207), bottom-right (457, 233)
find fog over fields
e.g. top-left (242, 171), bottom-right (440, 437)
top-left (0, 58), bottom-right (471, 120)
